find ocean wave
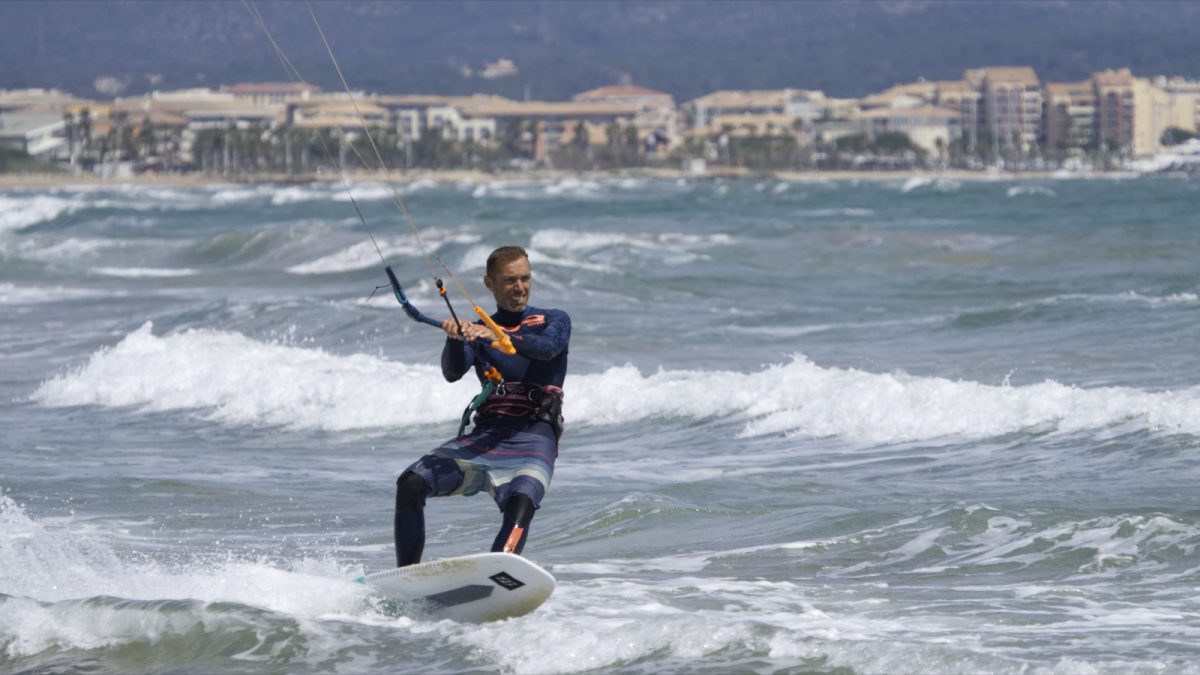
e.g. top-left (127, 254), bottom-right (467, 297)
top-left (899, 177), bottom-right (962, 194)
top-left (469, 176), bottom-right (659, 201)
top-left (33, 323), bottom-right (476, 431)
top-left (0, 194), bottom-right (83, 232)
top-left (531, 228), bottom-right (732, 254)
top-left (954, 291), bottom-right (1200, 326)
top-left (929, 233), bottom-right (1014, 252)
top-left (91, 267), bottom-right (198, 278)
top-left (529, 228), bottom-right (732, 267)
top-left (270, 184), bottom-right (329, 205)
top-left (32, 325), bottom-right (1200, 442)
top-left (0, 283), bottom-right (118, 305)
top-left (797, 207), bottom-right (876, 217)
top-left (329, 180), bottom-right (436, 203)
top-left (0, 494), bottom-right (367, 661)
top-left (825, 503), bottom-right (1200, 584)
top-left (1006, 185), bottom-right (1057, 198)
top-left (287, 229), bottom-right (481, 275)
top-left (16, 236), bottom-right (129, 262)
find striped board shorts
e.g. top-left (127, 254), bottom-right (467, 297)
top-left (405, 420), bottom-right (558, 508)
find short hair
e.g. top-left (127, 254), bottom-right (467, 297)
top-left (486, 245), bottom-right (529, 278)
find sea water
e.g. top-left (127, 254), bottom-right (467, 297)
top-left (2, 175), bottom-right (1199, 674)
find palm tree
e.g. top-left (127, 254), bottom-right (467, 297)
top-left (138, 116), bottom-right (156, 164)
top-left (62, 111), bottom-right (76, 165)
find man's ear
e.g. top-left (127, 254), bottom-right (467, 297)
top-left (483, 274), bottom-right (494, 291)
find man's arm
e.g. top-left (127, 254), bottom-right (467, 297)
top-left (441, 338), bottom-right (471, 382)
top-left (512, 310), bottom-right (571, 361)
top-left (440, 318), bottom-right (484, 382)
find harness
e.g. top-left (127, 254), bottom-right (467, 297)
top-left (457, 381), bottom-right (564, 438)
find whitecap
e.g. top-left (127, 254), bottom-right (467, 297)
top-left (1006, 185), bottom-right (1057, 198)
top-left (900, 177), bottom-right (961, 194)
top-left (0, 283), bottom-right (116, 304)
top-left (0, 194), bottom-right (81, 231)
top-left (34, 328), bottom-right (1200, 442)
top-left (91, 267), bottom-right (198, 278)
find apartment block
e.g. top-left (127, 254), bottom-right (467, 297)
top-left (1042, 81), bottom-right (1096, 153)
top-left (970, 67), bottom-right (1042, 151)
top-left (853, 106), bottom-right (961, 154)
top-left (1156, 76), bottom-right (1200, 133)
top-left (1093, 69), bottom-right (1176, 156)
top-left (934, 80), bottom-right (982, 148)
top-left (572, 85), bottom-right (677, 146)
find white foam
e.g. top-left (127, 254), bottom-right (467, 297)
top-left (0, 494), bottom-right (368, 658)
top-left (34, 322), bottom-right (476, 431)
top-left (271, 184), bottom-right (329, 205)
top-left (547, 178), bottom-right (606, 198)
top-left (1016, 291), bottom-right (1200, 311)
top-left (288, 240), bottom-right (398, 275)
top-left (328, 180), bottom-right (435, 203)
top-left (209, 186), bottom-right (264, 204)
top-left (528, 228), bottom-right (731, 267)
top-left (1109, 291), bottom-right (1200, 307)
top-left (531, 228), bottom-right (731, 254)
top-left (0, 283), bottom-right (114, 304)
top-left (798, 207), bottom-right (876, 217)
top-left (287, 230), bottom-right (481, 275)
top-left (0, 194), bottom-right (81, 231)
top-left (1007, 185), bottom-right (1057, 198)
top-left (91, 267), bottom-right (198, 278)
top-left (931, 234), bottom-right (1014, 252)
top-left (20, 236), bottom-right (124, 261)
top-left (33, 327), bottom-right (1200, 443)
top-left (900, 177), bottom-right (961, 193)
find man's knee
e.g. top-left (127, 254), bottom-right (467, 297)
top-left (396, 471), bottom-right (431, 507)
top-left (503, 493), bottom-right (536, 529)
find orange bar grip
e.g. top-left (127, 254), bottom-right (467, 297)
top-left (474, 306), bottom-right (516, 355)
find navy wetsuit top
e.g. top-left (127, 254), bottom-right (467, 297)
top-left (441, 304), bottom-right (571, 408)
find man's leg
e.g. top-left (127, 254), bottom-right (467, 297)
top-left (394, 471), bottom-right (432, 567)
top-left (491, 492), bottom-right (536, 555)
top-left (394, 447), bottom-right (475, 567)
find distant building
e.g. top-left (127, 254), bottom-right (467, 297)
top-left (933, 80), bottom-right (982, 149)
top-left (572, 85), bottom-right (673, 108)
top-left (572, 85), bottom-right (677, 145)
top-left (681, 88), bottom-right (837, 150)
top-left (682, 90), bottom-right (791, 130)
top-left (968, 67), bottom-right (1043, 152)
top-left (1093, 68), bottom-right (1174, 156)
top-left (786, 90), bottom-right (855, 127)
top-left (222, 82), bottom-right (321, 105)
top-left (0, 113), bottom-right (67, 158)
top-left (0, 88), bottom-right (83, 115)
top-left (460, 100), bottom-right (644, 158)
top-left (289, 98), bottom-right (387, 131)
top-left (1154, 76), bottom-right (1200, 134)
top-left (376, 94), bottom-right (511, 143)
top-left (852, 106), bottom-right (961, 154)
top-left (1042, 81), bottom-right (1097, 153)
top-left (857, 82), bottom-right (936, 111)
top-left (692, 113), bottom-right (795, 138)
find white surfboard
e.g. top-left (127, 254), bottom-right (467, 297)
top-left (357, 552), bottom-right (555, 623)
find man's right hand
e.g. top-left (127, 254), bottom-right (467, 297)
top-left (442, 318), bottom-right (493, 341)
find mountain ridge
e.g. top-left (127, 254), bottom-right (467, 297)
top-left (2, 0), bottom-right (1197, 101)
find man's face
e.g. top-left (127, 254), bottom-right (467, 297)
top-left (485, 256), bottom-right (532, 313)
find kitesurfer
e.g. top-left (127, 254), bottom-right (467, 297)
top-left (393, 246), bottom-right (570, 566)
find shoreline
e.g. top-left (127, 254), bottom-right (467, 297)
top-left (0, 167), bottom-right (1140, 188)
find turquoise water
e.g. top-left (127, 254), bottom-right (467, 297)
top-left (2, 175), bottom-right (1199, 673)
